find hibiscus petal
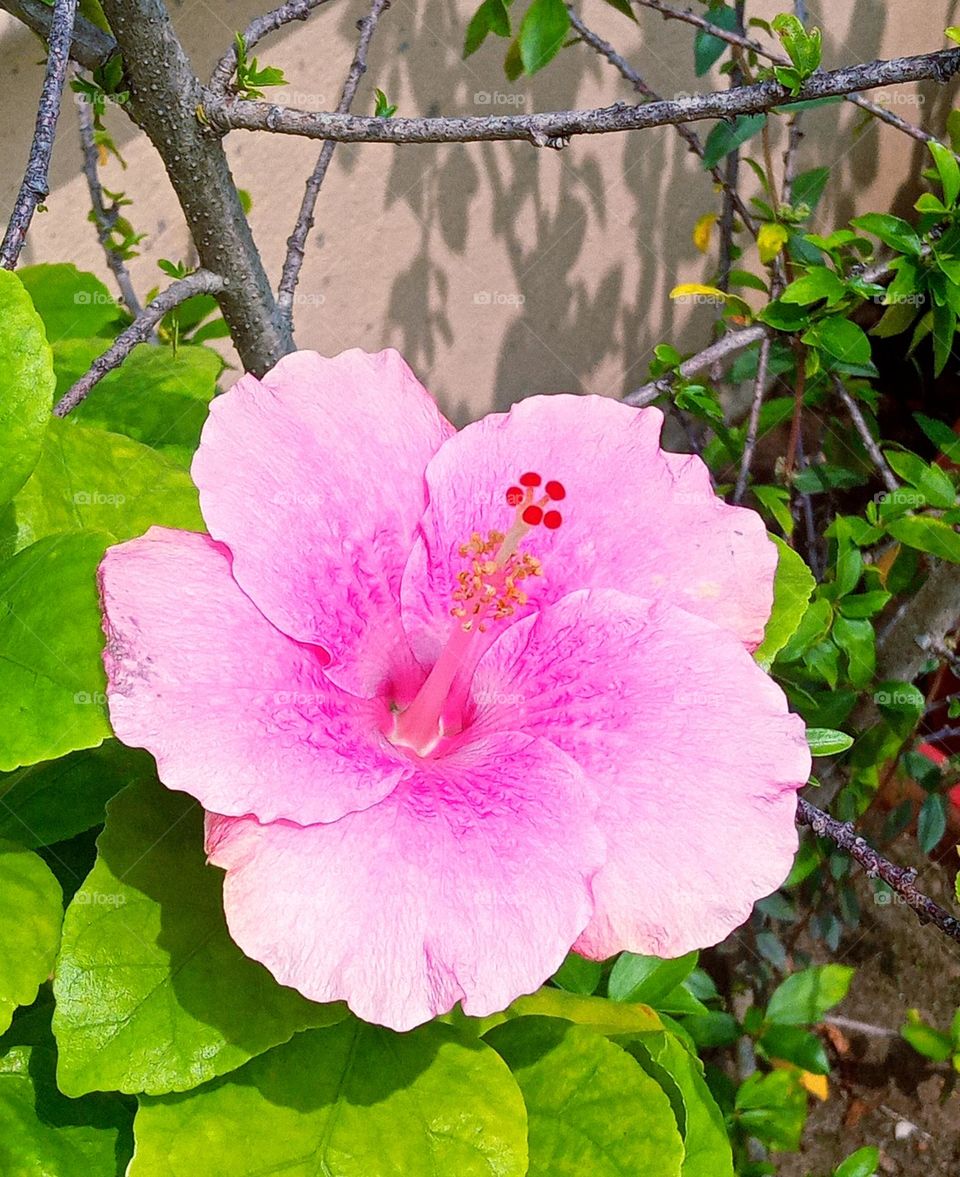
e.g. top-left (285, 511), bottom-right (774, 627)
top-left (100, 527), bottom-right (408, 825)
top-left (192, 349), bottom-right (454, 698)
top-left (402, 395), bottom-right (775, 666)
top-left (471, 588), bottom-right (809, 960)
top-left (205, 733), bottom-right (603, 1031)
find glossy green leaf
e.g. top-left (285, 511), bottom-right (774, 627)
top-left (888, 515), bottom-right (960, 562)
top-left (754, 537), bottom-right (816, 670)
top-left (67, 343), bottom-right (222, 464)
top-left (918, 793), bottom-right (947, 853)
top-left (464, 0), bottom-right (511, 55)
top-left (734, 1070), bottom-right (805, 1150)
top-left (18, 264), bottom-right (124, 343)
top-left (883, 449), bottom-right (956, 509)
top-left (850, 213), bottom-right (922, 257)
top-left (0, 841), bottom-right (62, 1033)
top-left (702, 114), bottom-right (765, 169)
top-left (629, 1031), bottom-right (734, 1177)
top-left (758, 1024), bottom-right (830, 1073)
top-left (833, 615), bottom-right (876, 688)
top-left (792, 166), bottom-right (830, 211)
top-left (781, 266), bottom-right (848, 307)
top-left (518, 0), bottom-right (569, 74)
top-left (834, 1146), bottom-right (880, 1177)
top-left (929, 140), bottom-right (960, 206)
top-left (551, 952), bottom-right (603, 994)
top-left (806, 728), bottom-right (853, 756)
top-left (608, 951), bottom-right (698, 1006)
top-left (53, 779), bottom-right (346, 1097)
top-left (487, 1017), bottom-right (684, 1176)
top-left (0, 532), bottom-right (112, 771)
top-left (479, 986), bottom-right (662, 1037)
top-left (0, 741), bottom-right (154, 850)
top-left (802, 317), bottom-right (872, 366)
top-left (694, 3), bottom-right (739, 76)
top-left (0, 1045), bottom-right (133, 1177)
top-left (766, 965), bottom-right (854, 1026)
top-left (0, 270), bottom-right (55, 507)
top-left (131, 1020), bottom-right (528, 1176)
top-left (900, 1009), bottom-right (952, 1062)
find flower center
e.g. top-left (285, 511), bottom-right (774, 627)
top-left (390, 472), bottom-right (564, 755)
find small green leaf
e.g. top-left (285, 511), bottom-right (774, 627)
top-left (518, 0), bottom-right (569, 75)
top-left (791, 166), bottom-right (830, 211)
top-left (900, 1008), bottom-right (952, 1061)
top-left (883, 449), bottom-right (956, 509)
top-left (0, 270), bottom-right (55, 507)
top-left (850, 213), bottom-right (922, 256)
top-left (734, 1070), bottom-right (806, 1151)
top-left (766, 965), bottom-right (854, 1026)
top-left (0, 841), bottom-right (62, 1033)
top-left (887, 515), bottom-right (960, 563)
top-left (806, 728), bottom-right (854, 756)
top-left (702, 114), bottom-right (766, 170)
top-left (834, 1146), bottom-right (880, 1177)
top-left (464, 0), bottom-right (511, 56)
top-left (694, 2), bottom-right (739, 76)
top-left (929, 140), bottom-right (960, 206)
top-left (754, 538), bottom-right (816, 670)
top-left (918, 793), bottom-right (948, 853)
top-left (373, 88), bottom-right (397, 118)
top-left (758, 1024), bottom-right (830, 1074)
top-left (551, 952), bottom-right (603, 995)
top-left (131, 1021), bottom-right (528, 1176)
top-left (802, 317), bottom-right (872, 366)
top-left (780, 266), bottom-right (848, 307)
top-left (608, 951), bottom-right (699, 1006)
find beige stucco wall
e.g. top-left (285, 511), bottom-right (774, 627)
top-left (1, 0), bottom-right (957, 421)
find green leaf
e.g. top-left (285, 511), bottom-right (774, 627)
top-left (131, 1020), bottom-right (528, 1176)
top-left (608, 951), bottom-right (698, 1006)
top-left (0, 270), bottom-right (55, 507)
top-left (0, 841), bottom-right (62, 1033)
top-left (883, 449), bottom-right (956, 509)
top-left (52, 779), bottom-right (346, 1097)
top-left (0, 741), bottom-right (154, 850)
top-left (915, 412), bottom-right (960, 463)
top-left (780, 266), bottom-right (848, 307)
top-left (900, 1008), bottom-right (952, 1062)
top-left (791, 166), bottom-right (830, 211)
top-left (872, 681), bottom-right (925, 724)
top-left (734, 1070), bottom-right (806, 1151)
top-left (766, 965), bottom-right (854, 1026)
top-left (18, 264), bottom-right (124, 342)
top-left (754, 538), bottom-right (816, 670)
top-left (918, 793), bottom-right (947, 853)
top-left (834, 1147), bottom-right (880, 1177)
top-left (806, 728), bottom-right (853, 756)
top-left (929, 140), bottom-right (960, 207)
top-left (478, 987), bottom-right (662, 1038)
top-left (551, 952), bottom-right (603, 994)
top-left (67, 343), bottom-right (223, 464)
top-left (681, 1011), bottom-right (739, 1048)
top-left (850, 213), bottom-right (922, 257)
top-left (701, 114), bottom-right (765, 170)
top-left (4, 418), bottom-right (202, 556)
top-left (0, 1045), bottom-right (133, 1176)
top-left (838, 590), bottom-right (891, 619)
top-left (887, 515), bottom-right (960, 563)
top-left (833, 615), bottom-right (876, 688)
top-left (802, 317), bottom-right (872, 366)
top-left (464, 0), bottom-right (511, 55)
top-left (694, 2), bottom-right (739, 76)
top-left (487, 1018), bottom-right (684, 1177)
top-left (629, 1031), bottom-right (735, 1177)
top-left (518, 0), bottom-right (569, 74)
top-left (0, 532), bottom-right (112, 772)
top-left (758, 1024), bottom-right (830, 1074)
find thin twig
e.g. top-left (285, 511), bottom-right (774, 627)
top-left (625, 323), bottom-right (767, 406)
top-left (733, 334), bottom-right (772, 503)
top-left (0, 0), bottom-right (115, 71)
top-left (567, 6), bottom-right (757, 236)
top-left (203, 48), bottom-right (960, 146)
top-left (784, 341), bottom-right (806, 480)
top-left (209, 0), bottom-right (335, 93)
top-left (718, 0), bottom-right (747, 289)
top-left (833, 375), bottom-right (899, 494)
top-left (75, 73), bottom-right (143, 316)
top-left (1, 0), bottom-right (78, 269)
top-left (633, 0), bottom-right (947, 149)
top-left (797, 798), bottom-right (960, 945)
top-left (53, 270), bottom-right (226, 416)
top-left (278, 0), bottom-right (390, 323)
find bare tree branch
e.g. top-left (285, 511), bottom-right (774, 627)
top-left (797, 798), bottom-right (960, 945)
top-left (832, 375), bottom-right (899, 495)
top-left (75, 73), bottom-right (143, 317)
top-left (733, 334), bottom-right (771, 503)
top-left (567, 5), bottom-right (757, 236)
top-left (209, 0), bottom-right (335, 93)
top-left (53, 269), bottom-right (226, 416)
top-left (0, 0), bottom-right (115, 71)
top-left (99, 0), bottom-right (292, 376)
top-left (278, 0), bottom-right (390, 324)
top-left (203, 48), bottom-right (960, 147)
top-left (1, 0), bottom-right (78, 270)
top-left (624, 323), bottom-right (767, 406)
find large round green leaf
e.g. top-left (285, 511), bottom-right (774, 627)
top-left (486, 1017), bottom-right (685, 1176)
top-left (4, 417), bottom-right (202, 556)
top-left (0, 531), bottom-right (112, 771)
top-left (0, 841), bottom-right (62, 1034)
top-left (53, 778), bottom-right (345, 1097)
top-left (0, 1045), bottom-right (133, 1177)
top-left (0, 270), bottom-right (54, 506)
top-left (130, 1019), bottom-right (528, 1177)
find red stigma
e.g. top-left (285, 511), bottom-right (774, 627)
top-left (522, 505), bottom-right (543, 526)
top-left (545, 480), bottom-right (566, 501)
top-left (519, 471), bottom-right (542, 488)
top-left (543, 510), bottom-right (562, 530)
top-left (505, 486), bottom-right (524, 507)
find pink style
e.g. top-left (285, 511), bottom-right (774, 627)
top-left (97, 348), bottom-right (810, 1031)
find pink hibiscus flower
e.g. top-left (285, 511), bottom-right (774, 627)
top-left (99, 349), bottom-right (810, 1031)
